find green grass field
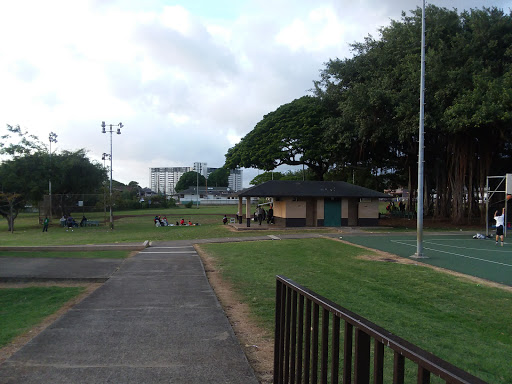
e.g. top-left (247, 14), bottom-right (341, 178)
top-left (200, 238), bottom-right (512, 384)
top-left (2, 207), bottom-right (509, 382)
top-left (0, 208), bottom-right (335, 246)
top-left (0, 286), bottom-right (85, 348)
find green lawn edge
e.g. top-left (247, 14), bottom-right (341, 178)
top-left (0, 286), bottom-right (85, 348)
top-left (200, 238), bottom-right (512, 384)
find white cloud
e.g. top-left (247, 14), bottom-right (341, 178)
top-left (0, 0), bottom-right (509, 188)
top-left (275, 6), bottom-right (347, 52)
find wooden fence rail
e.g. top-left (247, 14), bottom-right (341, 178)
top-left (273, 275), bottom-right (488, 384)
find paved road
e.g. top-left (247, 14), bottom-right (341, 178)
top-left (0, 241), bottom-right (259, 383)
top-left (0, 257), bottom-right (123, 282)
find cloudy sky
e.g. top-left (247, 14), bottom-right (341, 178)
top-left (1, 0), bottom-right (510, 188)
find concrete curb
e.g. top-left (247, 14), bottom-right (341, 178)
top-left (0, 242), bottom-right (149, 252)
top-left (0, 277), bottom-right (109, 283)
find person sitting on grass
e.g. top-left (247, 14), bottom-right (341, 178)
top-left (188, 220), bottom-right (193, 226)
top-left (222, 215), bottom-right (228, 225)
top-left (66, 215), bottom-right (74, 232)
top-left (494, 207), bottom-right (506, 246)
top-left (180, 218), bottom-right (185, 225)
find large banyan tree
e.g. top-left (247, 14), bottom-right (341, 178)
top-left (314, 5), bottom-right (512, 224)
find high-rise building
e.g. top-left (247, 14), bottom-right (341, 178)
top-left (193, 162), bottom-right (208, 179)
top-left (206, 167), bottom-right (218, 179)
top-left (228, 168), bottom-right (243, 191)
top-left (150, 163), bottom-right (243, 194)
top-left (150, 167), bottom-right (191, 195)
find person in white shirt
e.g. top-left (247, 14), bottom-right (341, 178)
top-left (494, 207), bottom-right (506, 246)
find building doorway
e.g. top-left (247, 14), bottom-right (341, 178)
top-left (324, 198), bottom-right (341, 227)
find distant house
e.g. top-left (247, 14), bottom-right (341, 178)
top-left (178, 186), bottom-right (249, 205)
top-left (237, 180), bottom-right (389, 227)
top-left (140, 188), bottom-right (157, 198)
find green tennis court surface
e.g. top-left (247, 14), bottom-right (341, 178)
top-left (341, 233), bottom-right (512, 287)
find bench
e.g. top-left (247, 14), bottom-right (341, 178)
top-left (86, 220), bottom-right (100, 226)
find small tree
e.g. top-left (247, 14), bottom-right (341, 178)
top-left (175, 171), bottom-right (206, 192)
top-left (207, 168), bottom-right (230, 187)
top-left (0, 193), bottom-right (25, 233)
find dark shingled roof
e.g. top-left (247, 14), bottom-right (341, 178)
top-left (237, 180), bottom-right (389, 198)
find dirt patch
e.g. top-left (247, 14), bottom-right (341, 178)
top-left (327, 236), bottom-right (512, 292)
top-left (195, 245), bottom-right (274, 384)
top-left (0, 282), bottom-right (102, 364)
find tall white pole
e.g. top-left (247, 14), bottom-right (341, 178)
top-left (49, 140), bottom-right (52, 218)
top-left (48, 132), bottom-right (57, 220)
top-left (102, 122), bottom-right (122, 230)
top-left (109, 128), bottom-right (113, 230)
top-left (415, 0), bottom-right (426, 258)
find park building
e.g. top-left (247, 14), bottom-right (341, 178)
top-left (149, 164), bottom-right (243, 195)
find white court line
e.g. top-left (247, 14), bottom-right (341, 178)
top-left (424, 241), bottom-right (510, 253)
top-left (391, 240), bottom-right (512, 267)
top-left (391, 240), bottom-right (510, 253)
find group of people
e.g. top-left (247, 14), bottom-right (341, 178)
top-left (154, 215), bottom-right (169, 227)
top-left (386, 201), bottom-right (407, 212)
top-left (255, 205), bottom-right (274, 225)
top-left (58, 215), bottom-right (88, 231)
top-left (223, 206), bottom-right (275, 226)
top-left (154, 216), bottom-right (196, 227)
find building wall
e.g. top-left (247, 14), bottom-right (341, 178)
top-left (193, 162), bottom-right (208, 179)
top-left (358, 199), bottom-right (380, 226)
top-left (150, 167), bottom-right (191, 195)
top-left (316, 199), bottom-right (324, 220)
top-left (358, 199), bottom-right (379, 218)
top-left (286, 199), bottom-right (306, 218)
top-left (151, 164), bottom-right (242, 194)
top-left (228, 168), bottom-right (243, 191)
top-left (286, 199), bottom-right (306, 227)
top-left (341, 199), bottom-right (348, 219)
top-left (273, 200), bottom-right (286, 217)
top-left (270, 196), bottom-right (380, 227)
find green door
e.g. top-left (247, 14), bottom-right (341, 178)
top-left (324, 198), bottom-right (341, 227)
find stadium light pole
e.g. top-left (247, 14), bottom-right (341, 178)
top-left (102, 153), bottom-right (111, 226)
top-left (101, 121), bottom-right (123, 230)
top-left (48, 132), bottom-right (58, 220)
top-left (413, 0), bottom-right (427, 258)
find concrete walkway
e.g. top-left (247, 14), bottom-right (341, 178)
top-left (0, 241), bottom-right (259, 383)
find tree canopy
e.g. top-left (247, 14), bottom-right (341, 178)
top-left (207, 167), bottom-right (229, 187)
top-left (313, 5), bottom-right (512, 222)
top-left (225, 96), bottom-right (335, 180)
top-left (175, 171), bottom-right (206, 192)
top-left (249, 170), bottom-right (317, 185)
top-left (0, 125), bottom-right (106, 231)
top-left (225, 5), bottom-right (512, 223)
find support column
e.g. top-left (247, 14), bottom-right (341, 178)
top-left (246, 196), bottom-right (251, 227)
top-left (238, 197), bottom-right (243, 224)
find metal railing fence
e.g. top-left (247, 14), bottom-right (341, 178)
top-left (274, 275), bottom-right (488, 384)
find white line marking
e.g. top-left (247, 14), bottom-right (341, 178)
top-left (391, 240), bottom-right (512, 267)
top-left (391, 240), bottom-right (510, 253)
top-left (424, 241), bottom-right (510, 253)
top-left (149, 246), bottom-right (195, 249)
